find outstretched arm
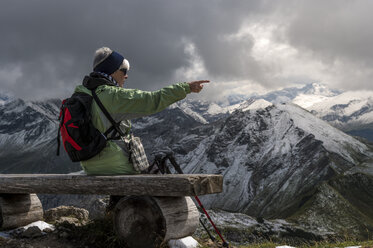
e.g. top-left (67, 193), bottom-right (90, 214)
top-left (100, 80), bottom-right (211, 120)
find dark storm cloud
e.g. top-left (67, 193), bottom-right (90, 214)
top-left (285, 0), bottom-right (373, 64)
top-left (2, 0), bottom-right (373, 100)
top-left (277, 0), bottom-right (373, 90)
top-left (0, 0), bottom-right (268, 99)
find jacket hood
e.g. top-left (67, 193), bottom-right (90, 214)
top-left (82, 72), bottom-right (117, 90)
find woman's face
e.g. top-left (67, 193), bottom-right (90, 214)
top-left (111, 69), bottom-right (128, 87)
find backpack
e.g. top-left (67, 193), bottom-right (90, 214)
top-left (56, 92), bottom-right (107, 162)
top-left (57, 90), bottom-right (150, 172)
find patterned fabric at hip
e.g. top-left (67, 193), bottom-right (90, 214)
top-left (127, 134), bottom-right (150, 173)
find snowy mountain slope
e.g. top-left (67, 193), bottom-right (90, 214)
top-left (133, 103), bottom-right (372, 236)
top-left (170, 98), bottom-right (272, 124)
top-left (0, 99), bottom-right (59, 149)
top-left (172, 99), bottom-right (232, 123)
top-left (291, 83), bottom-right (341, 108)
top-left (293, 94), bottom-right (336, 109)
top-left (292, 87), bottom-right (373, 142)
top-left (164, 83), bottom-right (360, 128)
top-left (258, 83), bottom-right (340, 104)
top-left (246, 83), bottom-right (373, 142)
top-left (239, 99), bottom-right (272, 112)
top-left (137, 83), bottom-right (347, 128)
top-left (132, 106), bottom-right (204, 153)
top-left (166, 83), bottom-right (373, 139)
top-left (0, 98), bottom-right (79, 173)
top-left (305, 91), bottom-right (373, 129)
top-left (168, 83), bottom-right (341, 124)
top-left (276, 103), bottom-right (370, 164)
top-left (170, 100), bottom-right (209, 124)
top-left (249, 82), bottom-right (373, 128)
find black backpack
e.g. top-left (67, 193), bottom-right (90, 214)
top-left (56, 92), bottom-right (107, 162)
top-left (57, 90), bottom-right (126, 162)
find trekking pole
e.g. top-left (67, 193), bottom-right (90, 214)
top-left (150, 154), bottom-right (216, 243)
top-left (166, 154), bottom-right (230, 248)
top-left (199, 218), bottom-right (216, 242)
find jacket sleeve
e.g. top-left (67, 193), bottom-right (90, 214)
top-left (100, 82), bottom-right (191, 120)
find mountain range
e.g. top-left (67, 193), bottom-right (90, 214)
top-left (134, 100), bottom-right (373, 237)
top-left (1, 83), bottom-right (373, 238)
top-left (0, 98), bottom-right (79, 173)
top-left (259, 83), bottom-right (373, 142)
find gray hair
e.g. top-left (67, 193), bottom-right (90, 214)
top-left (119, 58), bottom-right (130, 71)
top-left (93, 47), bottom-right (112, 69)
top-left (93, 47), bottom-right (130, 71)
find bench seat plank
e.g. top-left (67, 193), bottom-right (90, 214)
top-left (0, 174), bottom-right (223, 196)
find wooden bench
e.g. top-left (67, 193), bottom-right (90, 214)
top-left (0, 174), bottom-right (223, 247)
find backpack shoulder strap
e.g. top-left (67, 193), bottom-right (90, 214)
top-left (91, 90), bottom-right (126, 137)
top-left (56, 100), bottom-right (67, 156)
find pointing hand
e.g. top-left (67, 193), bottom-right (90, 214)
top-left (188, 80), bottom-right (210, 93)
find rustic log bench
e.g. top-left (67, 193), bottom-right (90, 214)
top-left (0, 174), bottom-right (223, 247)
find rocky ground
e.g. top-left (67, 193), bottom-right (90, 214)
top-left (0, 205), bottom-right (356, 248)
top-left (0, 234), bottom-right (75, 248)
top-left (0, 206), bottom-right (90, 248)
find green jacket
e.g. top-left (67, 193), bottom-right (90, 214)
top-left (74, 73), bottom-right (191, 175)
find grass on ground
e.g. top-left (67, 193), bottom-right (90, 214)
top-left (195, 236), bottom-right (373, 248)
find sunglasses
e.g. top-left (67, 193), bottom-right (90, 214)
top-left (120, 68), bottom-right (127, 75)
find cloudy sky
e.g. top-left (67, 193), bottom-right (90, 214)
top-left (1, 0), bottom-right (372, 101)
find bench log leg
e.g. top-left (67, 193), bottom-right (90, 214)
top-left (113, 196), bottom-right (199, 248)
top-left (0, 193), bottom-right (43, 230)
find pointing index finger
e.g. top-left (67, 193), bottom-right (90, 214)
top-left (196, 80), bottom-right (210, 84)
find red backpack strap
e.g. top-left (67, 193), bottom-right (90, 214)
top-left (56, 99), bottom-right (67, 156)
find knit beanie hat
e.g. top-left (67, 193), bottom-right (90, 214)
top-left (93, 47), bottom-right (130, 75)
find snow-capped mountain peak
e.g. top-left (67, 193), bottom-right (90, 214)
top-left (240, 99), bottom-right (272, 112)
top-left (302, 82), bottom-right (340, 96)
top-left (276, 102), bottom-right (371, 163)
top-left (0, 97), bottom-right (60, 149)
top-left (291, 83), bottom-right (341, 109)
top-left (302, 90), bottom-right (373, 134)
top-left (247, 83), bottom-right (373, 141)
top-left (176, 101), bottom-right (372, 220)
